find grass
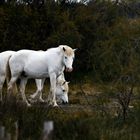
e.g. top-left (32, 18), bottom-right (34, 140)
top-left (0, 81), bottom-right (140, 140)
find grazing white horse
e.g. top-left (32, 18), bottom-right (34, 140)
top-left (48, 80), bottom-right (70, 104)
top-left (0, 51), bottom-right (69, 104)
top-left (30, 73), bottom-right (70, 104)
top-left (7, 45), bottom-right (75, 106)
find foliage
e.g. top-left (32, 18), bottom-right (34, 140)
top-left (0, 1), bottom-right (140, 139)
top-left (0, 0), bottom-right (140, 82)
top-left (0, 100), bottom-right (140, 140)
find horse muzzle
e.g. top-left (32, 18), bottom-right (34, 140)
top-left (65, 68), bottom-right (73, 72)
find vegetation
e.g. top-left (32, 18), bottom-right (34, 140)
top-left (0, 0), bottom-right (140, 82)
top-left (0, 0), bottom-right (140, 139)
top-left (0, 91), bottom-right (140, 140)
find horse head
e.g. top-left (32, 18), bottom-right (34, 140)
top-left (56, 80), bottom-right (70, 104)
top-left (59, 45), bottom-right (76, 72)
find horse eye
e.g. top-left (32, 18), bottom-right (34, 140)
top-left (65, 56), bottom-right (67, 59)
top-left (63, 89), bottom-right (65, 92)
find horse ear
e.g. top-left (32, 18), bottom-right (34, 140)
top-left (63, 47), bottom-right (66, 52)
top-left (66, 81), bottom-right (70, 84)
top-left (73, 48), bottom-right (77, 52)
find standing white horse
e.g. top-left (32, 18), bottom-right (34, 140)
top-left (7, 45), bottom-right (75, 106)
top-left (0, 51), bottom-right (16, 101)
top-left (0, 51), bottom-right (69, 104)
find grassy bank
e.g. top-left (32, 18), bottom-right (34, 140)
top-left (0, 81), bottom-right (140, 140)
top-left (0, 102), bottom-right (140, 140)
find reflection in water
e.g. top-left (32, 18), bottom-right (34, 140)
top-left (0, 100), bottom-right (53, 140)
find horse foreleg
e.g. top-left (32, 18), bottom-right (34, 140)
top-left (19, 78), bottom-right (31, 107)
top-left (50, 73), bottom-right (58, 107)
top-left (38, 78), bottom-right (45, 102)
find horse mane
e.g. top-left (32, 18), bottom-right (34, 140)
top-left (57, 79), bottom-right (69, 92)
top-left (59, 45), bottom-right (74, 56)
top-left (46, 45), bottom-right (74, 56)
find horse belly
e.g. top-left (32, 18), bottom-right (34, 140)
top-left (25, 72), bottom-right (49, 79)
top-left (24, 64), bottom-right (49, 79)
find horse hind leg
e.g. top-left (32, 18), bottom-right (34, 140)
top-left (38, 93), bottom-right (44, 102)
top-left (29, 90), bottom-right (39, 100)
top-left (30, 79), bottom-right (45, 103)
top-left (29, 89), bottom-right (43, 103)
top-left (32, 89), bottom-right (45, 103)
top-left (30, 89), bottom-right (44, 103)
top-left (30, 79), bottom-right (42, 100)
top-left (47, 90), bottom-right (53, 105)
top-left (8, 76), bottom-right (17, 94)
top-left (19, 78), bottom-right (31, 107)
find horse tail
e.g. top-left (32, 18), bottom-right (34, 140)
top-left (6, 56), bottom-right (11, 87)
top-left (6, 56), bottom-right (18, 94)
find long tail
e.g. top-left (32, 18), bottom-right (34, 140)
top-left (6, 56), bottom-right (18, 94)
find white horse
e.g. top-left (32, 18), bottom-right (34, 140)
top-left (7, 45), bottom-right (75, 106)
top-left (0, 51), bottom-right (69, 104)
top-left (30, 73), bottom-right (70, 104)
top-left (0, 51), bottom-right (16, 101)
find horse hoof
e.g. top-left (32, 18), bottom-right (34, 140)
top-left (28, 98), bottom-right (32, 102)
top-left (53, 103), bottom-right (59, 107)
top-left (48, 102), bottom-right (53, 106)
top-left (38, 98), bottom-right (45, 103)
top-left (29, 95), bottom-right (35, 99)
top-left (28, 98), bottom-right (37, 103)
top-left (27, 103), bottom-right (31, 107)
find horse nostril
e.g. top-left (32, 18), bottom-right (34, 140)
top-left (62, 101), bottom-right (68, 105)
top-left (62, 101), bottom-right (65, 104)
top-left (65, 68), bottom-right (73, 72)
top-left (68, 68), bottom-right (72, 71)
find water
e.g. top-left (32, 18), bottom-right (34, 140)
top-left (0, 92), bottom-right (139, 140)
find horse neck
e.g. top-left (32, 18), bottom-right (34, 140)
top-left (46, 48), bottom-right (65, 70)
top-left (55, 49), bottom-right (65, 69)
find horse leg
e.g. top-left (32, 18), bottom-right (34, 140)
top-left (30, 79), bottom-right (41, 99)
top-left (30, 79), bottom-right (44, 102)
top-left (47, 90), bottom-right (53, 105)
top-left (38, 78), bottom-right (45, 102)
top-left (6, 69), bottom-right (18, 95)
top-left (19, 78), bottom-right (31, 107)
top-left (49, 73), bottom-right (57, 107)
top-left (0, 74), bottom-right (6, 102)
top-left (8, 76), bottom-right (18, 99)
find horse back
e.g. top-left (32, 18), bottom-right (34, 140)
top-left (9, 50), bottom-right (48, 77)
top-left (0, 51), bottom-right (15, 72)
